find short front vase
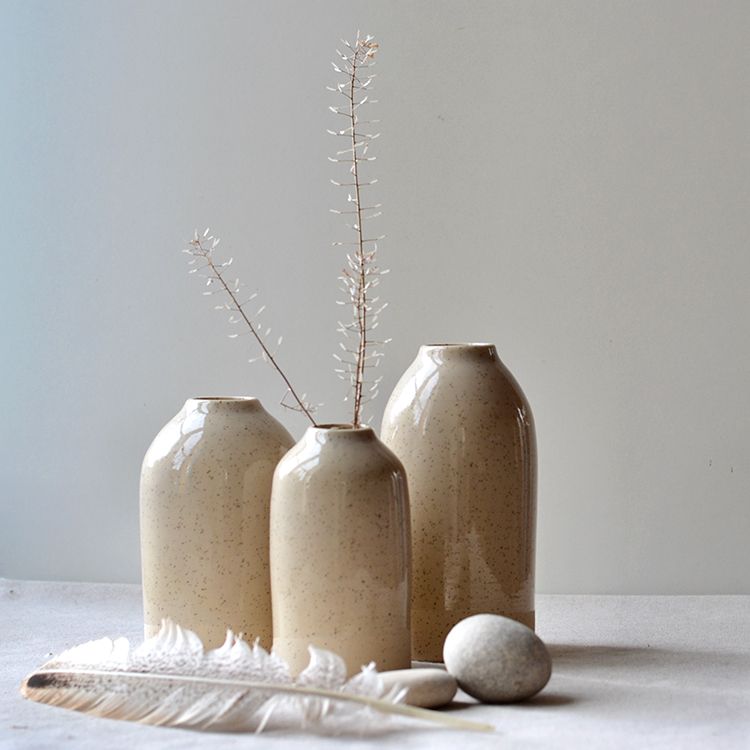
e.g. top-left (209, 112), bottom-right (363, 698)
top-left (270, 424), bottom-right (412, 675)
top-left (140, 397), bottom-right (294, 648)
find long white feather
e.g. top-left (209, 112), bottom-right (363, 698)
top-left (20, 619), bottom-right (492, 734)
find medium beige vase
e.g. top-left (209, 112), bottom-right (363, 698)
top-left (140, 397), bottom-right (294, 648)
top-left (270, 424), bottom-right (412, 676)
top-left (381, 344), bottom-right (537, 662)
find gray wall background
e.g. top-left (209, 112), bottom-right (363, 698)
top-left (2, 0), bottom-right (748, 593)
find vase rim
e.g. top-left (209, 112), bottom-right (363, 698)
top-left (185, 396), bottom-right (264, 411)
top-left (419, 343), bottom-right (498, 360)
top-left (418, 343), bottom-right (499, 365)
top-left (305, 423), bottom-right (377, 441)
top-left (190, 396), bottom-right (261, 401)
top-left (311, 423), bottom-right (373, 431)
top-left (422, 342), bottom-right (496, 348)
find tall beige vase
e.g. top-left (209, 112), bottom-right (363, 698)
top-left (270, 424), bottom-right (412, 676)
top-left (381, 344), bottom-right (537, 662)
top-left (140, 397), bottom-right (294, 648)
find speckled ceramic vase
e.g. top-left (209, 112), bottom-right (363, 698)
top-left (270, 424), bottom-right (412, 676)
top-left (140, 397), bottom-right (294, 648)
top-left (381, 344), bottom-right (537, 662)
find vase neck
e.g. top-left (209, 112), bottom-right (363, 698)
top-left (183, 397), bottom-right (264, 416)
top-left (418, 343), bottom-right (499, 365)
top-left (301, 424), bottom-right (378, 448)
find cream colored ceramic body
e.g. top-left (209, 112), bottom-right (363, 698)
top-left (381, 344), bottom-right (537, 661)
top-left (270, 425), bottom-right (412, 676)
top-left (140, 397), bottom-right (294, 648)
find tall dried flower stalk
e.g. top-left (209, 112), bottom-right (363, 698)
top-left (184, 229), bottom-right (318, 425)
top-left (329, 32), bottom-right (390, 428)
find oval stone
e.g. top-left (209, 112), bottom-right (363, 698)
top-left (443, 614), bottom-right (552, 703)
top-left (379, 668), bottom-right (458, 708)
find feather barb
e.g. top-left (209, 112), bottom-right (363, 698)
top-left (20, 620), bottom-right (493, 734)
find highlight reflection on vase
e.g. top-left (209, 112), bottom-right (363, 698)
top-left (381, 344), bottom-right (537, 661)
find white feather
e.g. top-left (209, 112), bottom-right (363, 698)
top-left (21, 619), bottom-right (492, 734)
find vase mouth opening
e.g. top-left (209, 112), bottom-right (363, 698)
top-left (420, 343), bottom-right (498, 361)
top-left (314, 423), bottom-right (372, 431)
top-left (185, 396), bottom-right (263, 411)
top-left (191, 396), bottom-right (260, 401)
top-left (307, 423), bottom-right (376, 439)
top-left (423, 342), bottom-right (495, 348)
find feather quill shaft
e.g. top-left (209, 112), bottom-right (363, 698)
top-left (20, 620), bottom-right (493, 734)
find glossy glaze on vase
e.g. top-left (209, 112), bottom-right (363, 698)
top-left (381, 344), bottom-right (537, 662)
top-left (140, 397), bottom-right (294, 648)
top-left (270, 425), bottom-right (411, 676)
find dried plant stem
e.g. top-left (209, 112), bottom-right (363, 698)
top-left (190, 238), bottom-right (317, 426)
top-left (348, 53), bottom-right (368, 426)
top-left (330, 34), bottom-right (384, 428)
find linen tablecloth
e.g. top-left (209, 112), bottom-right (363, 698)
top-left (1, 579), bottom-right (748, 748)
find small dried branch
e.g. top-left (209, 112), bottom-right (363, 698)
top-left (184, 230), bottom-right (318, 425)
top-left (329, 32), bottom-right (390, 427)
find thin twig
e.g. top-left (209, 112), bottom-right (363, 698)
top-left (349, 43), bottom-right (367, 426)
top-left (187, 236), bottom-right (317, 425)
top-left (330, 33), bottom-right (386, 427)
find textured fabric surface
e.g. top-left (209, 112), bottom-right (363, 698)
top-left (1, 579), bottom-right (748, 748)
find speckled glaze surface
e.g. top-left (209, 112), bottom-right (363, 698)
top-left (270, 425), bottom-right (412, 676)
top-left (140, 397), bottom-right (294, 648)
top-left (381, 344), bottom-right (537, 661)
